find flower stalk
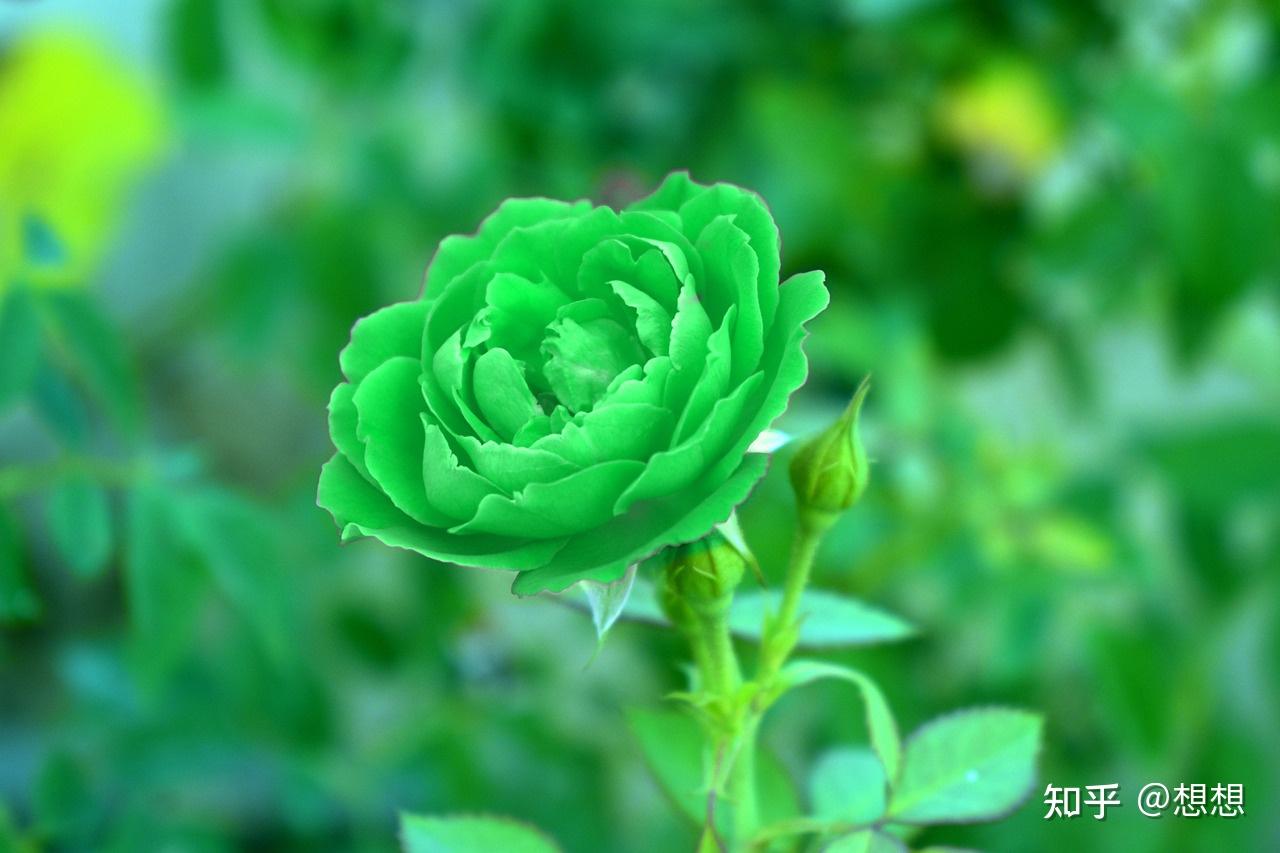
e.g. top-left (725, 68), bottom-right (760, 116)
top-left (665, 381), bottom-right (872, 851)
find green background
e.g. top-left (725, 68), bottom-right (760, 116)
top-left (1, 1), bottom-right (1277, 851)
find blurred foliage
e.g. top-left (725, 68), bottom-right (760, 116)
top-left (1, 0), bottom-right (1278, 851)
top-left (0, 31), bottom-right (163, 289)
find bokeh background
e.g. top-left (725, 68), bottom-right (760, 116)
top-left (2, 1), bottom-right (1278, 851)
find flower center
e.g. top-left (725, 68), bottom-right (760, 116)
top-left (541, 311), bottom-right (646, 414)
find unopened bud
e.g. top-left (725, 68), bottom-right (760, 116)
top-left (789, 377), bottom-right (871, 529)
top-left (659, 530), bottom-right (747, 626)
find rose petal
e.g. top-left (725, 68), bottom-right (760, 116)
top-left (451, 459), bottom-right (646, 538)
top-left (424, 198), bottom-right (591, 294)
top-left (339, 300), bottom-right (429, 385)
top-left (353, 356), bottom-right (450, 526)
top-left (510, 453), bottom-right (769, 594)
top-left (473, 347), bottom-right (539, 441)
top-left (318, 453), bottom-right (565, 569)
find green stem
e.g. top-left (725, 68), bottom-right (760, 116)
top-left (691, 603), bottom-right (741, 697)
top-left (683, 596), bottom-right (757, 848)
top-left (732, 512), bottom-right (832, 850)
top-left (757, 513), bottom-right (828, 684)
top-left (728, 716), bottom-right (759, 844)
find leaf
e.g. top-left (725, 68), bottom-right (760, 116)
top-left (0, 504), bottom-right (40, 623)
top-left (179, 488), bottom-right (292, 667)
top-left (779, 660), bottom-right (901, 784)
top-left (400, 813), bottom-right (560, 853)
top-left (31, 361), bottom-right (90, 446)
top-left (825, 830), bottom-right (908, 853)
top-left (627, 707), bottom-right (706, 825)
top-left (0, 286), bottom-right (42, 410)
top-left (591, 580), bottom-right (914, 649)
top-left (627, 707), bottom-right (799, 829)
top-left (580, 562), bottom-right (636, 642)
top-left (731, 589), bottom-right (914, 648)
top-left (809, 747), bottom-right (887, 824)
top-left (887, 708), bottom-right (1042, 824)
top-left (46, 476), bottom-right (113, 578)
top-left (42, 292), bottom-right (142, 436)
top-left (124, 486), bottom-right (206, 681)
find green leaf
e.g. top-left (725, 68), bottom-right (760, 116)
top-left (31, 361), bottom-right (90, 446)
top-left (627, 706), bottom-right (706, 824)
top-left (0, 504), bottom-right (40, 623)
top-left (124, 486), bottom-right (206, 681)
top-left (400, 813), bottom-right (560, 853)
top-left (46, 476), bottom-right (113, 578)
top-left (626, 707), bottom-right (799, 828)
top-left (42, 293), bottom-right (142, 436)
top-left (887, 708), bottom-right (1042, 824)
top-left (179, 488), bottom-right (292, 667)
top-left (809, 747), bottom-right (887, 824)
top-left (779, 660), bottom-right (901, 784)
top-left (825, 829), bottom-right (908, 853)
top-left (0, 286), bottom-right (42, 410)
top-left (733, 589), bottom-right (913, 647)
top-left (604, 580), bottom-right (914, 648)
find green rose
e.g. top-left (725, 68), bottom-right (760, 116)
top-left (317, 172), bottom-right (827, 594)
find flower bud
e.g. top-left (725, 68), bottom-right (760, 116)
top-left (789, 377), bottom-right (870, 529)
top-left (658, 531), bottom-right (747, 626)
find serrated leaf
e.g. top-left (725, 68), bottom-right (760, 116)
top-left (0, 286), bottom-right (42, 410)
top-left (887, 708), bottom-right (1042, 824)
top-left (400, 813), bottom-right (560, 853)
top-left (0, 503), bottom-right (40, 623)
top-left (592, 580), bottom-right (913, 648)
top-left (809, 747), bottom-right (887, 824)
top-left (825, 829), bottom-right (907, 853)
top-left (779, 660), bottom-right (901, 784)
top-left (46, 476), bottom-right (113, 578)
top-left (627, 707), bottom-right (799, 829)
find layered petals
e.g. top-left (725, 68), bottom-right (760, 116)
top-left (318, 174), bottom-right (827, 594)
